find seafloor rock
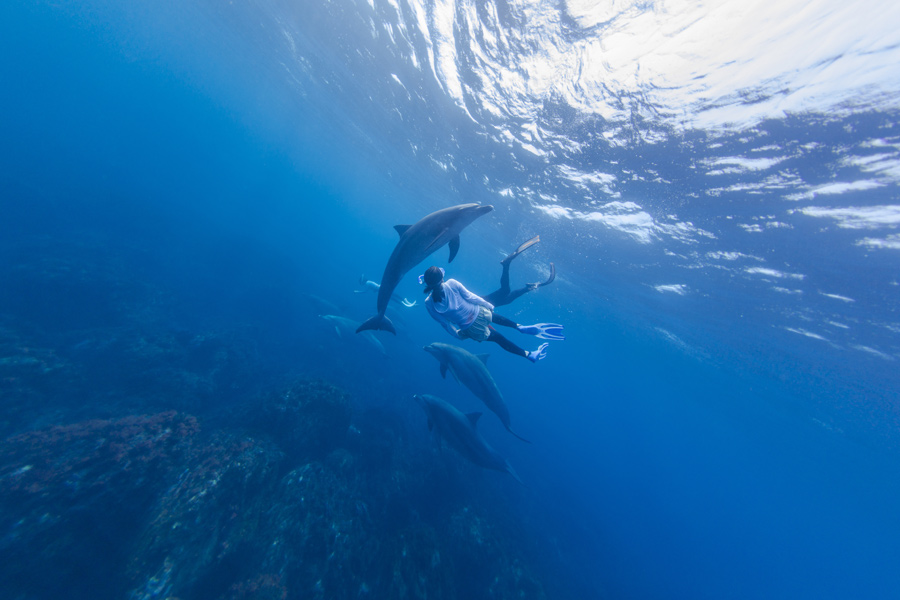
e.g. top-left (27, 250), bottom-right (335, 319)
top-left (73, 328), bottom-right (266, 413)
top-left (248, 379), bottom-right (352, 462)
top-left (126, 452), bottom-right (380, 600)
top-left (129, 456), bottom-right (473, 600)
top-left (1, 390), bottom-right (547, 600)
top-left (384, 522), bottom-right (457, 599)
top-left (257, 461), bottom-right (375, 599)
top-left (0, 325), bottom-right (84, 437)
top-left (0, 318), bottom-right (269, 437)
top-left (0, 411), bottom-right (199, 599)
top-left (126, 433), bottom-right (285, 600)
top-left (0, 236), bottom-right (158, 332)
top-left (446, 505), bottom-right (546, 599)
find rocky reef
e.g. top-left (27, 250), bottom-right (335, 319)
top-left (0, 382), bottom-right (547, 600)
top-left (0, 412), bottom-right (200, 599)
top-left (0, 234), bottom-right (552, 599)
top-left (247, 379), bottom-right (353, 463)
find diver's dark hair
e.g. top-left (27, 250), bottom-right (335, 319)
top-left (423, 266), bottom-right (445, 302)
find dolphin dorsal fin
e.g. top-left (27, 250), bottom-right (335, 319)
top-left (448, 235), bottom-right (460, 262)
top-left (476, 354), bottom-right (490, 365)
top-left (394, 225), bottom-right (411, 236)
top-left (440, 362), bottom-right (448, 379)
top-left (466, 412), bottom-right (482, 426)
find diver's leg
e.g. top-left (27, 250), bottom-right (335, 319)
top-left (491, 313), bottom-right (519, 328)
top-left (502, 286), bottom-right (535, 305)
top-left (498, 261), bottom-right (511, 293)
top-left (482, 261), bottom-right (511, 307)
top-left (486, 327), bottom-right (528, 358)
top-left (482, 290), bottom-right (502, 306)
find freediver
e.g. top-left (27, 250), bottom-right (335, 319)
top-left (420, 266), bottom-right (564, 363)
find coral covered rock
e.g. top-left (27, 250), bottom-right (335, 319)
top-left (126, 433), bottom-right (284, 600)
top-left (0, 412), bottom-right (199, 599)
top-left (250, 379), bottom-right (352, 462)
top-left (0, 391), bottom-right (547, 600)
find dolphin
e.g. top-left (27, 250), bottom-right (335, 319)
top-left (424, 342), bottom-right (530, 443)
top-left (413, 394), bottom-right (522, 484)
top-left (320, 314), bottom-right (386, 356)
top-left (356, 203), bottom-right (493, 334)
top-left (302, 293), bottom-right (343, 315)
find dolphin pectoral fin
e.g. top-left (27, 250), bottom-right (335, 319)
top-left (440, 362), bottom-right (448, 379)
top-left (466, 412), bottom-right (483, 426)
top-left (476, 354), bottom-right (490, 365)
top-left (448, 235), bottom-right (460, 262)
top-left (334, 326), bottom-right (341, 338)
top-left (394, 224), bottom-right (411, 236)
top-left (356, 314), bottom-right (397, 335)
top-left (448, 365), bottom-right (461, 384)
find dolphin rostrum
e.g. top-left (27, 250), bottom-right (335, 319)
top-left (424, 342), bottom-right (530, 443)
top-left (413, 393), bottom-right (522, 484)
top-left (356, 203), bottom-right (493, 334)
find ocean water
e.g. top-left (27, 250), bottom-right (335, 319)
top-left (2, 1), bottom-right (899, 599)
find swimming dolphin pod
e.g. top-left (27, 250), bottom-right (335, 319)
top-left (414, 393), bottom-right (523, 484)
top-left (423, 342), bottom-right (530, 443)
top-left (356, 203), bottom-right (493, 335)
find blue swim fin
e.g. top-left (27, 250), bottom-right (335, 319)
top-left (501, 235), bottom-right (540, 265)
top-left (526, 342), bottom-right (550, 363)
top-left (518, 323), bottom-right (565, 341)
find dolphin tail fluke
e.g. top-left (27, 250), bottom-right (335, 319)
top-left (356, 314), bottom-right (396, 335)
top-left (507, 426), bottom-right (532, 444)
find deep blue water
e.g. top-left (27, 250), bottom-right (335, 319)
top-left (3, 1), bottom-right (900, 598)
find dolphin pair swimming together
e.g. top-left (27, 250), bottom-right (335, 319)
top-left (356, 203), bottom-right (493, 335)
top-left (424, 342), bottom-right (530, 443)
top-left (414, 393), bottom-right (522, 484)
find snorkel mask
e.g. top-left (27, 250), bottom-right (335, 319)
top-left (418, 267), bottom-right (445, 286)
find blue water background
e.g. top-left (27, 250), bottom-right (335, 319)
top-left (3, 1), bottom-right (900, 598)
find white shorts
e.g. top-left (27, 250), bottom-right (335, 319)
top-left (459, 306), bottom-right (492, 342)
